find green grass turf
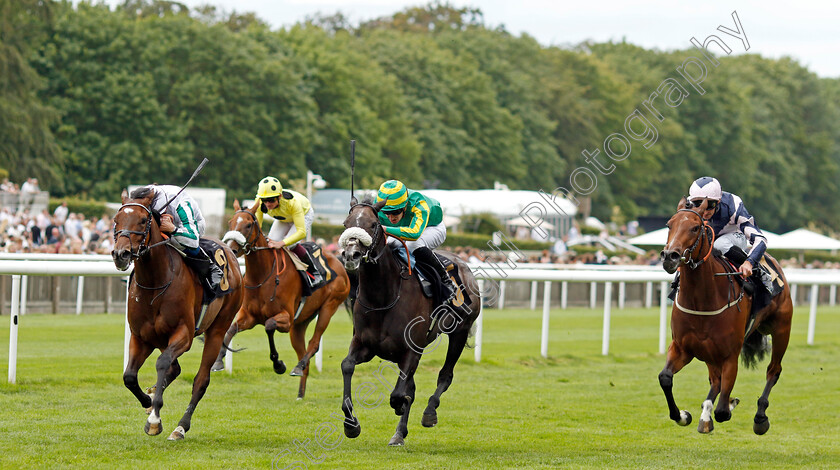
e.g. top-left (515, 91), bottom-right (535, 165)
top-left (1, 304), bottom-right (839, 469)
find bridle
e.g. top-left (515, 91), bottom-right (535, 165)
top-left (674, 208), bottom-right (715, 270)
top-left (228, 209), bottom-right (273, 256)
top-left (345, 202), bottom-right (408, 313)
top-left (114, 203), bottom-right (170, 259)
top-left (346, 203), bottom-right (387, 265)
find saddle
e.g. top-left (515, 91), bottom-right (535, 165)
top-left (290, 241), bottom-right (338, 296)
top-left (668, 252), bottom-right (784, 334)
top-left (399, 250), bottom-right (472, 311)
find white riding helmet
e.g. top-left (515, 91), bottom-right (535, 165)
top-left (688, 177), bottom-right (722, 201)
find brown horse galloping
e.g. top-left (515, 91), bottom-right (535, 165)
top-left (112, 192), bottom-right (243, 440)
top-left (658, 197), bottom-right (793, 434)
top-left (216, 200), bottom-right (350, 399)
top-left (339, 197), bottom-right (480, 446)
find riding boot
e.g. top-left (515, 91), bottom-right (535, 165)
top-left (291, 243), bottom-right (323, 292)
top-left (413, 246), bottom-right (458, 308)
top-left (287, 244), bottom-right (315, 297)
top-left (183, 246), bottom-right (224, 299)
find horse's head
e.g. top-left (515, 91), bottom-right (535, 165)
top-left (661, 196), bottom-right (714, 274)
top-left (339, 196), bottom-right (387, 272)
top-left (112, 188), bottom-right (160, 271)
top-left (222, 199), bottom-right (261, 257)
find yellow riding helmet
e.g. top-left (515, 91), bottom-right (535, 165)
top-left (256, 176), bottom-right (283, 199)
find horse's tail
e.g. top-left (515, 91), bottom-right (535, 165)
top-left (339, 254), bottom-right (359, 318)
top-left (465, 321), bottom-right (478, 349)
top-left (198, 335), bottom-right (246, 353)
top-left (741, 330), bottom-right (770, 369)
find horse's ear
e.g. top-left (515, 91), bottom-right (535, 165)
top-left (373, 198), bottom-right (388, 213)
top-left (121, 188), bottom-right (129, 204)
top-left (697, 198), bottom-right (710, 212)
top-left (233, 199), bottom-right (241, 211)
top-left (350, 196), bottom-right (358, 208)
top-left (677, 196), bottom-right (687, 211)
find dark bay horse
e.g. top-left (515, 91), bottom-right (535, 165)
top-left (112, 192), bottom-right (243, 440)
top-left (217, 200), bottom-right (350, 399)
top-left (338, 197), bottom-right (480, 446)
top-left (659, 197), bottom-right (793, 434)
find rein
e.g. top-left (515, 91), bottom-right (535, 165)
top-left (346, 202), bottom-right (410, 313)
top-left (232, 210), bottom-right (288, 302)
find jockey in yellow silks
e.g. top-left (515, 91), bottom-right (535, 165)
top-left (254, 176), bottom-right (320, 291)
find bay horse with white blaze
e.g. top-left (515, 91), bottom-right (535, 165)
top-left (339, 196), bottom-right (480, 446)
top-left (659, 197), bottom-right (793, 434)
top-left (112, 191), bottom-right (243, 440)
top-left (216, 200), bottom-right (350, 398)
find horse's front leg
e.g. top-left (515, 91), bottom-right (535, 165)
top-left (659, 341), bottom-right (694, 427)
top-left (340, 339), bottom-right (372, 439)
top-left (698, 364), bottom-right (724, 433)
top-left (123, 335), bottom-right (154, 409)
top-left (388, 352), bottom-right (421, 446)
top-left (145, 327), bottom-right (191, 437)
top-left (714, 355), bottom-right (739, 425)
top-left (266, 311), bottom-right (291, 374)
top-left (169, 322), bottom-right (227, 440)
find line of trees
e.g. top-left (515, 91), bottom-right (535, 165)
top-left (2, 1), bottom-right (838, 232)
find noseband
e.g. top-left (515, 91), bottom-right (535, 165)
top-left (114, 203), bottom-right (155, 259)
top-left (225, 210), bottom-right (270, 256)
top-left (344, 203), bottom-right (387, 264)
top-left (675, 208), bottom-right (715, 270)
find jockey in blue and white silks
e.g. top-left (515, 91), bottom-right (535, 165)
top-left (687, 176), bottom-right (775, 293)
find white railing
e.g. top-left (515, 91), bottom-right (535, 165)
top-left (2, 256), bottom-right (840, 382)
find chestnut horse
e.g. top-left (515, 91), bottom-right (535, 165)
top-left (112, 192), bottom-right (243, 440)
top-left (659, 197), bottom-right (793, 434)
top-left (338, 197), bottom-right (480, 446)
top-left (216, 200), bottom-right (350, 399)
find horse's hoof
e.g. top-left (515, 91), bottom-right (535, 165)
top-left (290, 366), bottom-right (304, 377)
top-left (388, 434), bottom-right (405, 446)
top-left (753, 416), bottom-right (770, 435)
top-left (211, 360), bottom-right (225, 372)
top-left (697, 419), bottom-right (714, 434)
top-left (144, 420), bottom-right (162, 436)
top-left (421, 412), bottom-right (437, 428)
top-left (167, 426), bottom-right (185, 441)
top-left (344, 422), bottom-right (361, 439)
top-left (273, 360), bottom-right (286, 375)
top-left (714, 409), bottom-right (732, 423)
top-left (677, 410), bottom-right (692, 426)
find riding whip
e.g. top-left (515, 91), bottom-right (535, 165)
top-left (162, 157), bottom-right (209, 210)
top-left (350, 140), bottom-right (356, 202)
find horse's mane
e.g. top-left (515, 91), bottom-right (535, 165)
top-left (126, 185), bottom-right (161, 226)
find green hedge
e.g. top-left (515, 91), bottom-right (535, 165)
top-left (766, 249), bottom-right (840, 264)
top-left (49, 197), bottom-right (109, 219)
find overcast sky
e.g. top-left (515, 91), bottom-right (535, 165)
top-left (98, 0), bottom-right (839, 78)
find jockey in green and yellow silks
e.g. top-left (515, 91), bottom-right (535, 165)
top-left (376, 180), bottom-right (456, 298)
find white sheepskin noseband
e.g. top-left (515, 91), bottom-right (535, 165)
top-left (339, 227), bottom-right (373, 249)
top-left (222, 230), bottom-right (247, 245)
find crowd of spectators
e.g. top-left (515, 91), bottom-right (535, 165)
top-left (0, 201), bottom-right (113, 255)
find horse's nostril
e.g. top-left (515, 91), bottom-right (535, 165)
top-left (351, 251), bottom-right (361, 260)
top-left (660, 251), bottom-right (666, 259)
top-left (669, 252), bottom-right (680, 260)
